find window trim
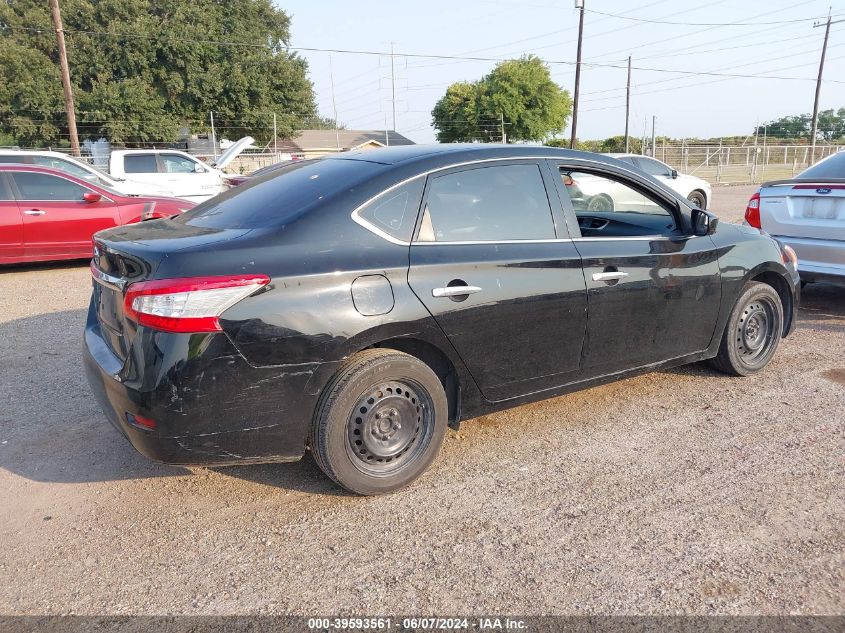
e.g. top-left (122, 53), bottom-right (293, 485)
top-left (350, 174), bottom-right (427, 246)
top-left (7, 171), bottom-right (112, 203)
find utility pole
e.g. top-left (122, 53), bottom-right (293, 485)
top-left (651, 115), bottom-right (656, 158)
top-left (210, 111), bottom-right (217, 160)
top-left (272, 113), bottom-right (277, 154)
top-left (500, 113), bottom-right (507, 144)
top-left (810, 12), bottom-right (843, 164)
top-left (329, 55), bottom-right (340, 152)
top-left (624, 55), bottom-right (631, 153)
top-left (389, 42), bottom-right (397, 133)
top-left (569, 0), bottom-right (585, 149)
top-left (49, 0), bottom-right (80, 156)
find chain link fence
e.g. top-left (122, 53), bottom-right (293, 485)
top-left (642, 140), bottom-right (844, 185)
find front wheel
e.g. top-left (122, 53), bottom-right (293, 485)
top-left (310, 349), bottom-right (448, 495)
top-left (687, 190), bottom-right (707, 209)
top-left (711, 282), bottom-right (783, 376)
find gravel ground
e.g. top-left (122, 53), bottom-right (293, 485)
top-left (0, 185), bottom-right (843, 616)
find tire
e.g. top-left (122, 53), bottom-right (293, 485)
top-left (687, 190), bottom-right (707, 209)
top-left (587, 194), bottom-right (614, 212)
top-left (310, 349), bottom-right (448, 495)
top-left (710, 282), bottom-right (784, 376)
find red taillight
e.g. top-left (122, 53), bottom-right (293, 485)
top-left (123, 275), bottom-right (270, 333)
top-left (745, 191), bottom-right (761, 229)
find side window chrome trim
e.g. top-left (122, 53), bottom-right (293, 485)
top-left (572, 235), bottom-right (692, 242)
top-left (349, 155), bottom-right (687, 246)
top-left (350, 173), bottom-right (427, 246)
top-left (412, 238), bottom-right (574, 246)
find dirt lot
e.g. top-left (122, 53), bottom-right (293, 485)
top-left (0, 185), bottom-right (843, 616)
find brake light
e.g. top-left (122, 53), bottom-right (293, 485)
top-left (123, 275), bottom-right (270, 333)
top-left (745, 191), bottom-right (761, 229)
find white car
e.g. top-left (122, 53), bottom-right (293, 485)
top-left (605, 153), bottom-right (712, 209)
top-left (0, 149), bottom-right (173, 197)
top-left (108, 137), bottom-right (254, 203)
top-left (746, 150), bottom-right (845, 287)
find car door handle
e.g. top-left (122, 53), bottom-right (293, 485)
top-left (432, 285), bottom-right (482, 298)
top-left (592, 271), bottom-right (629, 282)
top-left (23, 209), bottom-right (46, 216)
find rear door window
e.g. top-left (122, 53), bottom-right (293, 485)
top-left (632, 157), bottom-right (672, 177)
top-left (123, 154), bottom-right (160, 174)
top-left (417, 164), bottom-right (556, 242)
top-left (11, 172), bottom-right (88, 200)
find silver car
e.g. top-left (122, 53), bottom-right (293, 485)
top-left (746, 151), bottom-right (845, 286)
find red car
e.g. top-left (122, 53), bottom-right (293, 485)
top-left (0, 164), bottom-right (195, 264)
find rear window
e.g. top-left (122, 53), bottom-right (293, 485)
top-left (799, 152), bottom-right (845, 179)
top-left (177, 158), bottom-right (382, 229)
top-left (123, 154), bottom-right (159, 174)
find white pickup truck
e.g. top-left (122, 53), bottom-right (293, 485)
top-left (108, 137), bottom-right (254, 203)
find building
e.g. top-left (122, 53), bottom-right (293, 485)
top-left (271, 129), bottom-right (415, 159)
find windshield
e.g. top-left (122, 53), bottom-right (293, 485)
top-left (799, 152), bottom-right (845, 180)
top-left (176, 158), bottom-right (383, 229)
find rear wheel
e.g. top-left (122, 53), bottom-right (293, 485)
top-left (711, 282), bottom-right (783, 376)
top-left (687, 190), bottom-right (707, 209)
top-left (310, 349), bottom-right (448, 495)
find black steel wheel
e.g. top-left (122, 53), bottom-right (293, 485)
top-left (711, 282), bottom-right (783, 376)
top-left (687, 190), bottom-right (707, 209)
top-left (310, 349), bottom-right (448, 495)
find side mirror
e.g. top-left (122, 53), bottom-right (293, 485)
top-left (194, 163), bottom-right (205, 173)
top-left (83, 192), bottom-right (102, 203)
top-left (691, 208), bottom-right (718, 236)
top-left (670, 169), bottom-right (678, 179)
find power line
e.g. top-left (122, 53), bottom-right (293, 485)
top-left (583, 8), bottom-right (832, 27)
top-left (6, 24), bottom-right (844, 85)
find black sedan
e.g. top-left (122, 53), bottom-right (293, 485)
top-left (84, 145), bottom-right (799, 495)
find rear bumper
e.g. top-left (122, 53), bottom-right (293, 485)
top-left (83, 301), bottom-right (317, 466)
top-left (773, 235), bottom-right (845, 283)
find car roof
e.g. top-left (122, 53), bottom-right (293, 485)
top-left (327, 143), bottom-right (630, 169)
top-left (111, 148), bottom-right (191, 155)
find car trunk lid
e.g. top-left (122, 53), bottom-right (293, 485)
top-left (90, 219), bottom-right (252, 361)
top-left (759, 182), bottom-right (845, 242)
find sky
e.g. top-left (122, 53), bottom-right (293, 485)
top-left (277, 0), bottom-right (845, 144)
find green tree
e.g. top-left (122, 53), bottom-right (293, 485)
top-left (0, 0), bottom-right (316, 146)
top-left (432, 56), bottom-right (571, 143)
